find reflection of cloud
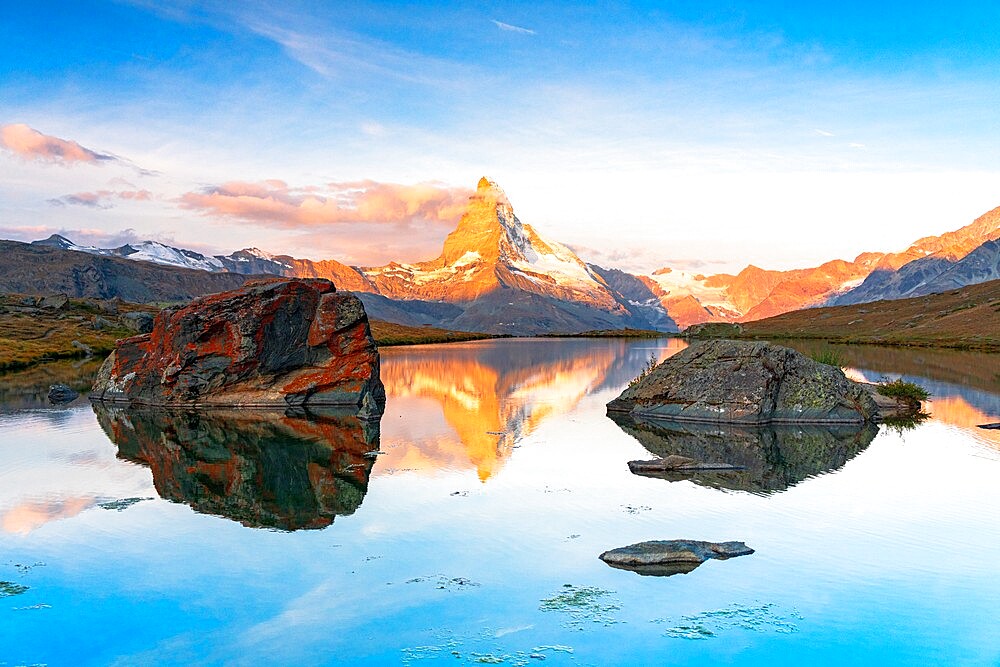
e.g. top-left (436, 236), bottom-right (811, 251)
top-left (492, 20), bottom-right (535, 35)
top-left (48, 189), bottom-right (153, 208)
top-left (0, 123), bottom-right (114, 165)
top-left (179, 180), bottom-right (471, 229)
top-left (1, 497), bottom-right (96, 534)
top-left (927, 396), bottom-right (1000, 449)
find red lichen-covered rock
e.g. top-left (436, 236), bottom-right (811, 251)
top-left (90, 278), bottom-right (385, 413)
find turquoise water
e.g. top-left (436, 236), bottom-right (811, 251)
top-left (1, 338), bottom-right (999, 666)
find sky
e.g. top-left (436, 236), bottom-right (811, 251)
top-left (3, 0), bottom-right (1000, 273)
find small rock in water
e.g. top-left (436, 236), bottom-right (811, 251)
top-left (600, 539), bottom-right (754, 577)
top-left (628, 456), bottom-right (744, 476)
top-left (47, 384), bottom-right (79, 404)
top-left (978, 423), bottom-right (1000, 430)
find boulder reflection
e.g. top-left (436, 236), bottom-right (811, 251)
top-left (93, 405), bottom-right (380, 530)
top-left (610, 413), bottom-right (878, 494)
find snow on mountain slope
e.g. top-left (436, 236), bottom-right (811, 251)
top-left (116, 241), bottom-right (225, 271)
top-left (363, 178), bottom-right (626, 312)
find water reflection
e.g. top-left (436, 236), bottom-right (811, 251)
top-left (376, 339), bottom-right (687, 480)
top-left (92, 405), bottom-right (380, 530)
top-left (610, 413), bottom-right (878, 494)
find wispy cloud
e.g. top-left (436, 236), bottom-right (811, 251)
top-left (0, 124), bottom-right (115, 165)
top-left (179, 179), bottom-right (471, 228)
top-left (814, 128), bottom-right (835, 137)
top-left (492, 19), bottom-right (535, 35)
top-left (48, 189), bottom-right (153, 208)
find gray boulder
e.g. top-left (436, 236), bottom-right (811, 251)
top-left (600, 540), bottom-right (754, 577)
top-left (608, 340), bottom-right (878, 424)
top-left (120, 311), bottom-right (155, 334)
top-left (48, 384), bottom-right (79, 404)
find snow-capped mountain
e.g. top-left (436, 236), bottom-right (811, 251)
top-left (23, 180), bottom-right (1000, 332)
top-left (32, 234), bottom-right (225, 272)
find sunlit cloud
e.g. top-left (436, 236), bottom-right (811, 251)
top-left (179, 179), bottom-right (472, 229)
top-left (492, 19), bottom-right (535, 35)
top-left (48, 189), bottom-right (154, 208)
top-left (0, 123), bottom-right (115, 165)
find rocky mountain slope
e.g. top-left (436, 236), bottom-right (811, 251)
top-left (12, 181), bottom-right (1000, 332)
top-left (21, 178), bottom-right (668, 334)
top-left (703, 278), bottom-right (1000, 351)
top-left (831, 207), bottom-right (1000, 305)
top-left (646, 205), bottom-right (1000, 327)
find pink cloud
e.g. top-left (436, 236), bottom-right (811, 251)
top-left (0, 123), bottom-right (114, 164)
top-left (179, 179), bottom-right (472, 228)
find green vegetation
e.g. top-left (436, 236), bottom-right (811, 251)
top-left (0, 581), bottom-right (29, 597)
top-left (809, 348), bottom-right (845, 368)
top-left (877, 379), bottom-right (930, 403)
top-left (628, 354), bottom-right (659, 387)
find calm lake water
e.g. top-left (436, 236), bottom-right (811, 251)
top-left (1, 338), bottom-right (999, 666)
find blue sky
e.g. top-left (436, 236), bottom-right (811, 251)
top-left (2, 0), bottom-right (1000, 272)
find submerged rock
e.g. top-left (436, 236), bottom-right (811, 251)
top-left (608, 340), bottom-right (878, 424)
top-left (90, 278), bottom-right (385, 414)
top-left (627, 456), bottom-right (743, 475)
top-left (93, 404), bottom-right (380, 530)
top-left (611, 412), bottom-right (877, 493)
top-left (600, 540), bottom-right (754, 577)
top-left (47, 383), bottom-right (79, 404)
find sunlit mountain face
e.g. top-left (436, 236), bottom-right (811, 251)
top-left (374, 339), bottom-right (688, 481)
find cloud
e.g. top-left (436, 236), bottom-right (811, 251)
top-left (492, 19), bottom-right (536, 35)
top-left (814, 129), bottom-right (835, 137)
top-left (179, 179), bottom-right (472, 229)
top-left (849, 142), bottom-right (867, 149)
top-left (48, 189), bottom-right (154, 208)
top-left (0, 123), bottom-right (115, 165)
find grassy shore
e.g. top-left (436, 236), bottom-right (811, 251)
top-left (686, 279), bottom-right (1000, 352)
top-left (542, 328), bottom-right (674, 339)
top-left (368, 319), bottom-right (499, 346)
top-left (0, 294), bottom-right (157, 372)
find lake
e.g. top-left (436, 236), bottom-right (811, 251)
top-left (1, 338), bottom-right (999, 666)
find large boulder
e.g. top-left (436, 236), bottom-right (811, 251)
top-left (608, 340), bottom-right (878, 424)
top-left (90, 278), bottom-right (385, 413)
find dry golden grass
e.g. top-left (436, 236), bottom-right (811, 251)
top-left (0, 295), bottom-right (157, 371)
top-left (733, 279), bottom-right (1000, 352)
top-left (369, 319), bottom-right (497, 346)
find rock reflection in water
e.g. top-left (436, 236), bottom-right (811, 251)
top-left (610, 413), bottom-right (878, 494)
top-left (92, 405), bottom-right (380, 530)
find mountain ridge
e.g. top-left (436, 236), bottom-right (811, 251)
top-left (15, 179), bottom-right (1000, 332)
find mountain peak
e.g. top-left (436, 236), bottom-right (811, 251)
top-left (32, 234), bottom-right (76, 249)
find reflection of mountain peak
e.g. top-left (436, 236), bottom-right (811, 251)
top-left (93, 406), bottom-right (380, 530)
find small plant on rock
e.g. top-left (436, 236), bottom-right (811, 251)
top-left (629, 354), bottom-right (658, 388)
top-left (877, 378), bottom-right (930, 403)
